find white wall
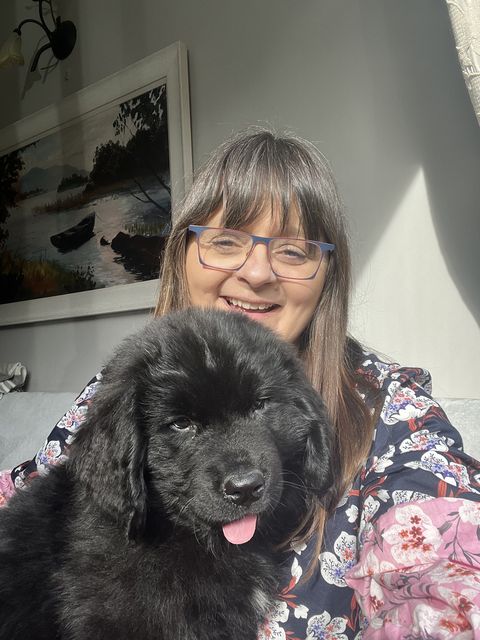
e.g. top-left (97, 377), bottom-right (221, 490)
top-left (0, 0), bottom-right (479, 397)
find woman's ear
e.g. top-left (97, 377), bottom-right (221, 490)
top-left (68, 375), bottom-right (147, 541)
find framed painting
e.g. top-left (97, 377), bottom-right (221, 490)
top-left (0, 41), bottom-right (192, 326)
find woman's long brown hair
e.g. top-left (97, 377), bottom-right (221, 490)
top-left (154, 128), bottom-right (378, 574)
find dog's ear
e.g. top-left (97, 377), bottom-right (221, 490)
top-left (68, 375), bottom-right (147, 540)
top-left (295, 390), bottom-right (337, 505)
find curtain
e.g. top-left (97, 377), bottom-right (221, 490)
top-left (445, 0), bottom-right (480, 126)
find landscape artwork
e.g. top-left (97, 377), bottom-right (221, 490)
top-left (0, 82), bottom-right (171, 306)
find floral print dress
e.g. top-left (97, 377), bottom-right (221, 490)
top-left (1, 356), bottom-right (480, 639)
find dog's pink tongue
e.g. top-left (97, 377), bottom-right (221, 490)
top-left (222, 514), bottom-right (257, 544)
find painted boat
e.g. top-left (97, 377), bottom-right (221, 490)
top-left (50, 212), bottom-right (95, 251)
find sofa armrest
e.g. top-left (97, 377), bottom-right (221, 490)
top-left (436, 397), bottom-right (480, 460)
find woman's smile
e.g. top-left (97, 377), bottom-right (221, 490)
top-left (222, 296), bottom-right (280, 313)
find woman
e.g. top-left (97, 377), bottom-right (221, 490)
top-left (2, 128), bottom-right (480, 639)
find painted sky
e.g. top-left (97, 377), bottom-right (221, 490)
top-left (17, 81), bottom-right (166, 176)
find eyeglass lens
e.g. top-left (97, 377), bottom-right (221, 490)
top-left (197, 228), bottom-right (323, 279)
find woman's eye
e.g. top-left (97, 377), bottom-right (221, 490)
top-left (210, 236), bottom-right (243, 251)
top-left (212, 238), bottom-right (236, 248)
top-left (273, 244), bottom-right (307, 263)
top-left (169, 419), bottom-right (197, 433)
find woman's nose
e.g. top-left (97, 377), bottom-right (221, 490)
top-left (235, 244), bottom-right (276, 286)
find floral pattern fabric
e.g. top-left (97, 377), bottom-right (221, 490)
top-left (1, 359), bottom-right (480, 639)
top-left (347, 498), bottom-right (480, 639)
top-left (0, 470), bottom-right (14, 507)
top-left (259, 357), bottom-right (480, 639)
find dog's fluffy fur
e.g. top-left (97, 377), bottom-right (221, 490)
top-left (0, 308), bottom-right (334, 639)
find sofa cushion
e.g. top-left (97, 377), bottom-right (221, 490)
top-left (0, 392), bottom-right (76, 469)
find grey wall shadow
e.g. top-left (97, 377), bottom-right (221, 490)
top-left (357, 0), bottom-right (480, 325)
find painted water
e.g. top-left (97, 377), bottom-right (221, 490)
top-left (5, 183), bottom-right (170, 290)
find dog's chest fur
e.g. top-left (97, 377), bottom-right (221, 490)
top-left (61, 511), bottom-right (280, 639)
top-left (0, 468), bottom-right (280, 640)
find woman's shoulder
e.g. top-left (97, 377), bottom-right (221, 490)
top-left (354, 350), bottom-right (480, 508)
top-left (356, 350), bottom-right (463, 454)
top-left (356, 350), bottom-right (441, 425)
top-left (355, 350), bottom-right (433, 396)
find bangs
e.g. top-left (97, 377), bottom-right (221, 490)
top-left (216, 135), bottom-right (328, 242)
top-left (179, 130), bottom-right (338, 246)
top-left (221, 169), bottom-right (297, 236)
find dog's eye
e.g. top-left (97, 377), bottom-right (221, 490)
top-left (169, 419), bottom-right (197, 434)
top-left (253, 397), bottom-right (269, 412)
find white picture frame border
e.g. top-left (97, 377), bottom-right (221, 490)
top-left (0, 41), bottom-right (192, 327)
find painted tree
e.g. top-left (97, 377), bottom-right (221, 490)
top-left (0, 149), bottom-right (24, 247)
top-left (114, 84), bottom-right (169, 213)
top-left (87, 84), bottom-right (170, 214)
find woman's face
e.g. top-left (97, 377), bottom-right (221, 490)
top-left (185, 207), bottom-right (329, 344)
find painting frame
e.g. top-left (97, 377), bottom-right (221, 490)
top-left (0, 41), bottom-right (192, 327)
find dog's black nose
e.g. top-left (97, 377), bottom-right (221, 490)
top-left (223, 470), bottom-right (265, 506)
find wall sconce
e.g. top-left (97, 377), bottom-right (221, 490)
top-left (0, 0), bottom-right (76, 72)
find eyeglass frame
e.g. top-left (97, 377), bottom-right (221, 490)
top-left (188, 225), bottom-right (335, 281)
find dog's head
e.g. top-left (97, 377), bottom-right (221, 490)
top-left (69, 308), bottom-right (335, 547)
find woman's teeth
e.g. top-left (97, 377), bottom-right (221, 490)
top-left (226, 298), bottom-right (275, 312)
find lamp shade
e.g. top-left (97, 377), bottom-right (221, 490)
top-left (0, 32), bottom-right (25, 69)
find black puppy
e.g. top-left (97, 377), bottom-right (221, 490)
top-left (0, 308), bottom-right (334, 640)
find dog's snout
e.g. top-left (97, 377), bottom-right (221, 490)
top-left (223, 470), bottom-right (265, 506)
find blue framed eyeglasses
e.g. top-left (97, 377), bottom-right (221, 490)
top-left (188, 225), bottom-right (334, 280)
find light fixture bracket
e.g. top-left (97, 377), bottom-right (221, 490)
top-left (14, 0), bottom-right (76, 72)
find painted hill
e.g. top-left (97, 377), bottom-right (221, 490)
top-left (20, 165), bottom-right (88, 194)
